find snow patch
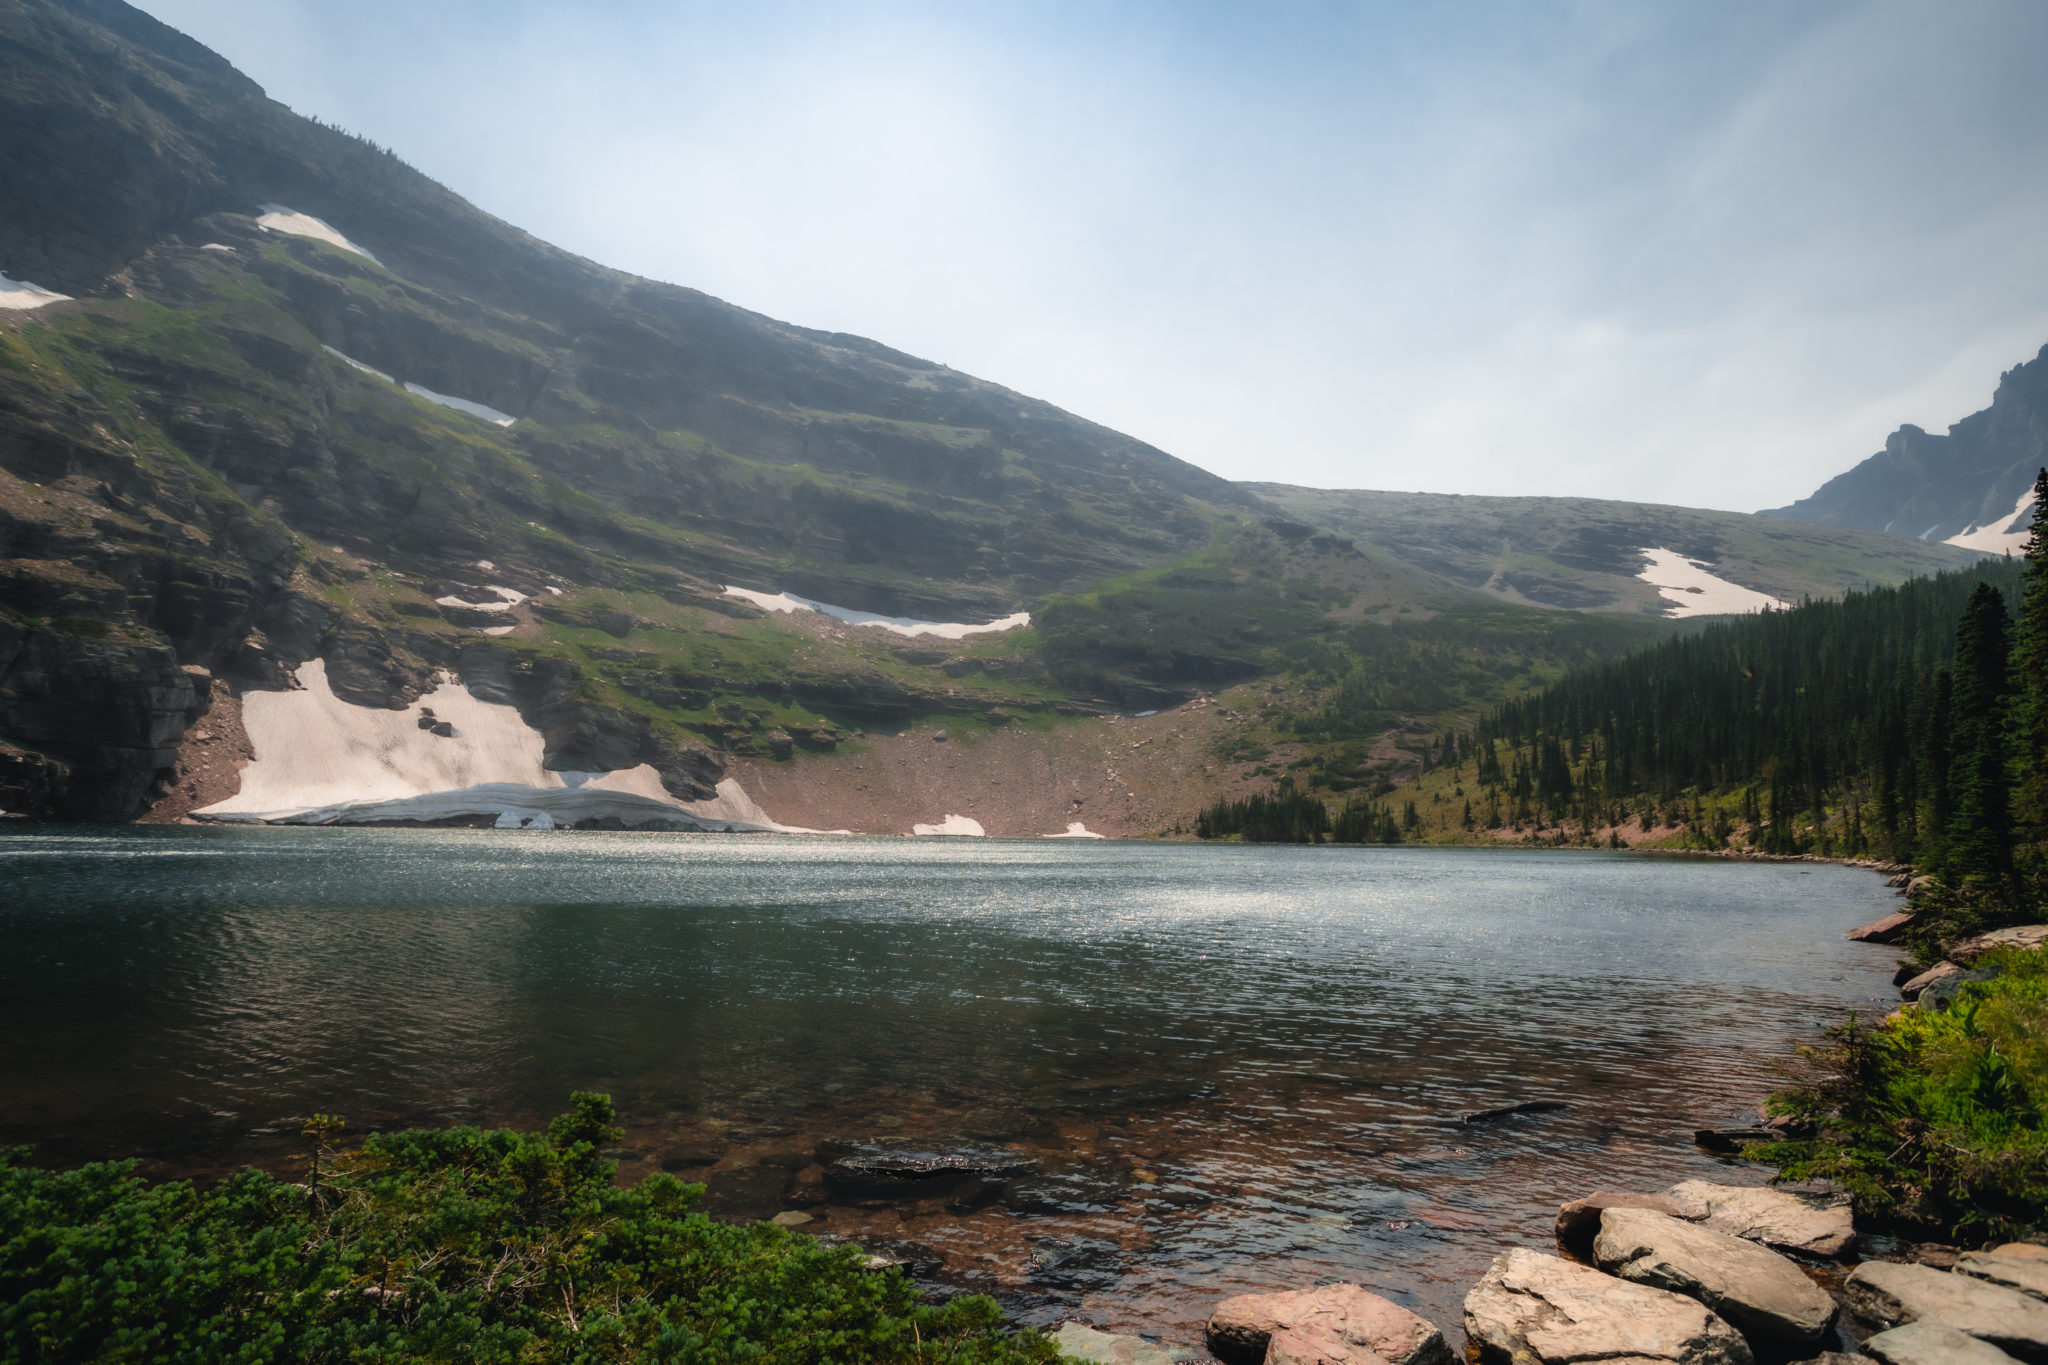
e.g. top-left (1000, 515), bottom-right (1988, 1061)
top-left (199, 243), bottom-right (235, 253)
top-left (319, 347), bottom-right (514, 426)
top-left (1636, 548), bottom-right (1788, 618)
top-left (1044, 822), bottom-right (1104, 839)
top-left (435, 585), bottom-right (526, 613)
top-left (723, 585), bottom-right (1029, 639)
top-left (322, 345), bottom-right (395, 384)
top-left (404, 381), bottom-right (516, 427)
top-left (195, 660), bottom-right (807, 831)
top-left (475, 625), bottom-right (516, 636)
top-left (0, 272), bottom-right (69, 310)
top-left (912, 814), bottom-right (986, 837)
top-left (255, 204), bottom-right (379, 262)
top-left (1945, 487), bottom-right (2036, 556)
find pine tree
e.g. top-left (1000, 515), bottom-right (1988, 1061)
top-left (1945, 582), bottom-right (2016, 896)
top-left (2008, 468), bottom-right (2048, 895)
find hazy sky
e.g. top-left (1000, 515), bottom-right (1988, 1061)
top-left (138, 0), bottom-right (2048, 511)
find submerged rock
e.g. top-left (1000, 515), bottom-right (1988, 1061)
top-left (1462, 1099), bottom-right (1570, 1125)
top-left (822, 1139), bottom-right (1036, 1201)
top-left (1593, 1207), bottom-right (1835, 1349)
top-left (1463, 1248), bottom-right (1751, 1364)
top-left (1047, 1322), bottom-right (1189, 1365)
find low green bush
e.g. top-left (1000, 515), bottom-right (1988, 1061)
top-left (0, 1094), bottom-right (1059, 1364)
top-left (1760, 948), bottom-right (2048, 1241)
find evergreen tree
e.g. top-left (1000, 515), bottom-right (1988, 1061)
top-left (1945, 582), bottom-right (2016, 895)
top-left (2008, 468), bottom-right (2048, 887)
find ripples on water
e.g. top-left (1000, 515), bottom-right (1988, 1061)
top-left (0, 828), bottom-right (1904, 1343)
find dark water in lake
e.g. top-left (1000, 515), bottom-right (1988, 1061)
top-left (0, 828), bottom-right (1903, 1348)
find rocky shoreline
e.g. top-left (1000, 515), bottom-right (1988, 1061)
top-left (1016, 858), bottom-right (2047, 1364)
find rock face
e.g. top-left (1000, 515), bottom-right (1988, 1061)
top-left (1663, 1180), bottom-right (1858, 1259)
top-left (1555, 1191), bottom-right (1689, 1257)
top-left (1463, 1248), bottom-right (1752, 1365)
top-left (1846, 1259), bottom-right (2048, 1360)
top-left (1593, 1207), bottom-right (1835, 1350)
top-left (1863, 1319), bottom-right (2022, 1364)
top-left (1204, 1284), bottom-right (1451, 1365)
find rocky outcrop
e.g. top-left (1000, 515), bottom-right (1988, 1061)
top-left (1203, 1285), bottom-right (1450, 1365)
top-left (1952, 925), bottom-right (2048, 962)
top-left (1463, 1248), bottom-right (1751, 1365)
top-left (1662, 1181), bottom-right (1858, 1259)
top-left (1846, 1260), bottom-right (2048, 1360)
top-left (1593, 1207), bottom-right (1835, 1350)
top-left (1846, 912), bottom-right (1914, 943)
top-left (1960, 1247), bottom-right (2048, 1302)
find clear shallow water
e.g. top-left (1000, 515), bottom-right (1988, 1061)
top-left (0, 828), bottom-right (1903, 1346)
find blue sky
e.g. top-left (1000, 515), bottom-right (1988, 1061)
top-left (138, 0), bottom-right (2048, 510)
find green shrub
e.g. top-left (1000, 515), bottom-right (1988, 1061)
top-left (0, 1094), bottom-right (1059, 1364)
top-left (1759, 948), bottom-right (2048, 1241)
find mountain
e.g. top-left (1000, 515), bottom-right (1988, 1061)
top-left (0, 0), bottom-right (1990, 830)
top-left (1761, 342), bottom-right (2048, 553)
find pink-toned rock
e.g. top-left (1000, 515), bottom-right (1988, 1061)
top-left (1265, 1324), bottom-right (1392, 1365)
top-left (1898, 962), bottom-right (1960, 999)
top-left (1847, 912), bottom-right (1914, 943)
top-left (1204, 1284), bottom-right (1451, 1365)
top-left (1555, 1191), bottom-right (1688, 1256)
top-left (1952, 924), bottom-right (2048, 963)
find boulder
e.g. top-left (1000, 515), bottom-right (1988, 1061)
top-left (1847, 913), bottom-right (1914, 944)
top-left (1863, 1319), bottom-right (2020, 1364)
top-left (1663, 1181), bottom-right (1858, 1259)
top-left (1204, 1283), bottom-right (1451, 1365)
top-left (1897, 962), bottom-right (1960, 999)
top-left (1593, 1207), bottom-right (1835, 1349)
top-left (1918, 965), bottom-right (2004, 1011)
top-left (1952, 924), bottom-right (2048, 963)
top-left (1960, 1249), bottom-right (2048, 1302)
top-left (1846, 1260), bottom-right (2048, 1359)
top-left (1463, 1248), bottom-right (1751, 1365)
top-left (1266, 1324), bottom-right (1392, 1365)
top-left (1047, 1322), bottom-right (1188, 1365)
top-left (1556, 1191), bottom-right (1689, 1256)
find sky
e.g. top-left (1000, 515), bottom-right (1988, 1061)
top-left (136, 0), bottom-right (2048, 512)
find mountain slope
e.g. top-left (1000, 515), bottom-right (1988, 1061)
top-left (1761, 342), bottom-right (2048, 552)
top-left (0, 0), bottom-right (2002, 827)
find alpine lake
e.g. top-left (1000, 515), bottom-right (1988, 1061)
top-left (0, 828), bottom-right (1904, 1345)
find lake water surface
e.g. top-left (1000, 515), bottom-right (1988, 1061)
top-left (0, 828), bottom-right (1904, 1348)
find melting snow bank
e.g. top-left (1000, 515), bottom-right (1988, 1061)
top-left (1636, 548), bottom-right (1788, 618)
top-left (434, 585), bottom-right (526, 612)
top-left (403, 381), bottom-right (516, 427)
top-left (0, 272), bottom-right (69, 310)
top-left (194, 660), bottom-right (828, 832)
top-left (320, 346), bottom-right (517, 427)
top-left (1044, 822), bottom-right (1104, 839)
top-left (911, 814), bottom-right (986, 837)
top-left (1945, 487), bottom-right (2035, 556)
top-left (723, 586), bottom-right (1029, 639)
top-left (256, 204), bottom-right (379, 262)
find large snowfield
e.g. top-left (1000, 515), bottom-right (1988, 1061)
top-left (1944, 487), bottom-right (2036, 556)
top-left (255, 204), bottom-right (379, 262)
top-left (195, 660), bottom-right (822, 832)
top-left (0, 271), bottom-right (69, 310)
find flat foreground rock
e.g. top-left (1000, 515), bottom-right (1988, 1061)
top-left (1205, 1283), bottom-right (1450, 1365)
top-left (1663, 1180), bottom-right (1858, 1259)
top-left (1863, 1319), bottom-right (2021, 1364)
top-left (1594, 1207), bottom-right (1834, 1348)
top-left (1463, 1247), bottom-right (1752, 1364)
top-left (1847, 1260), bottom-right (2048, 1359)
top-left (1960, 1248), bottom-right (2048, 1302)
